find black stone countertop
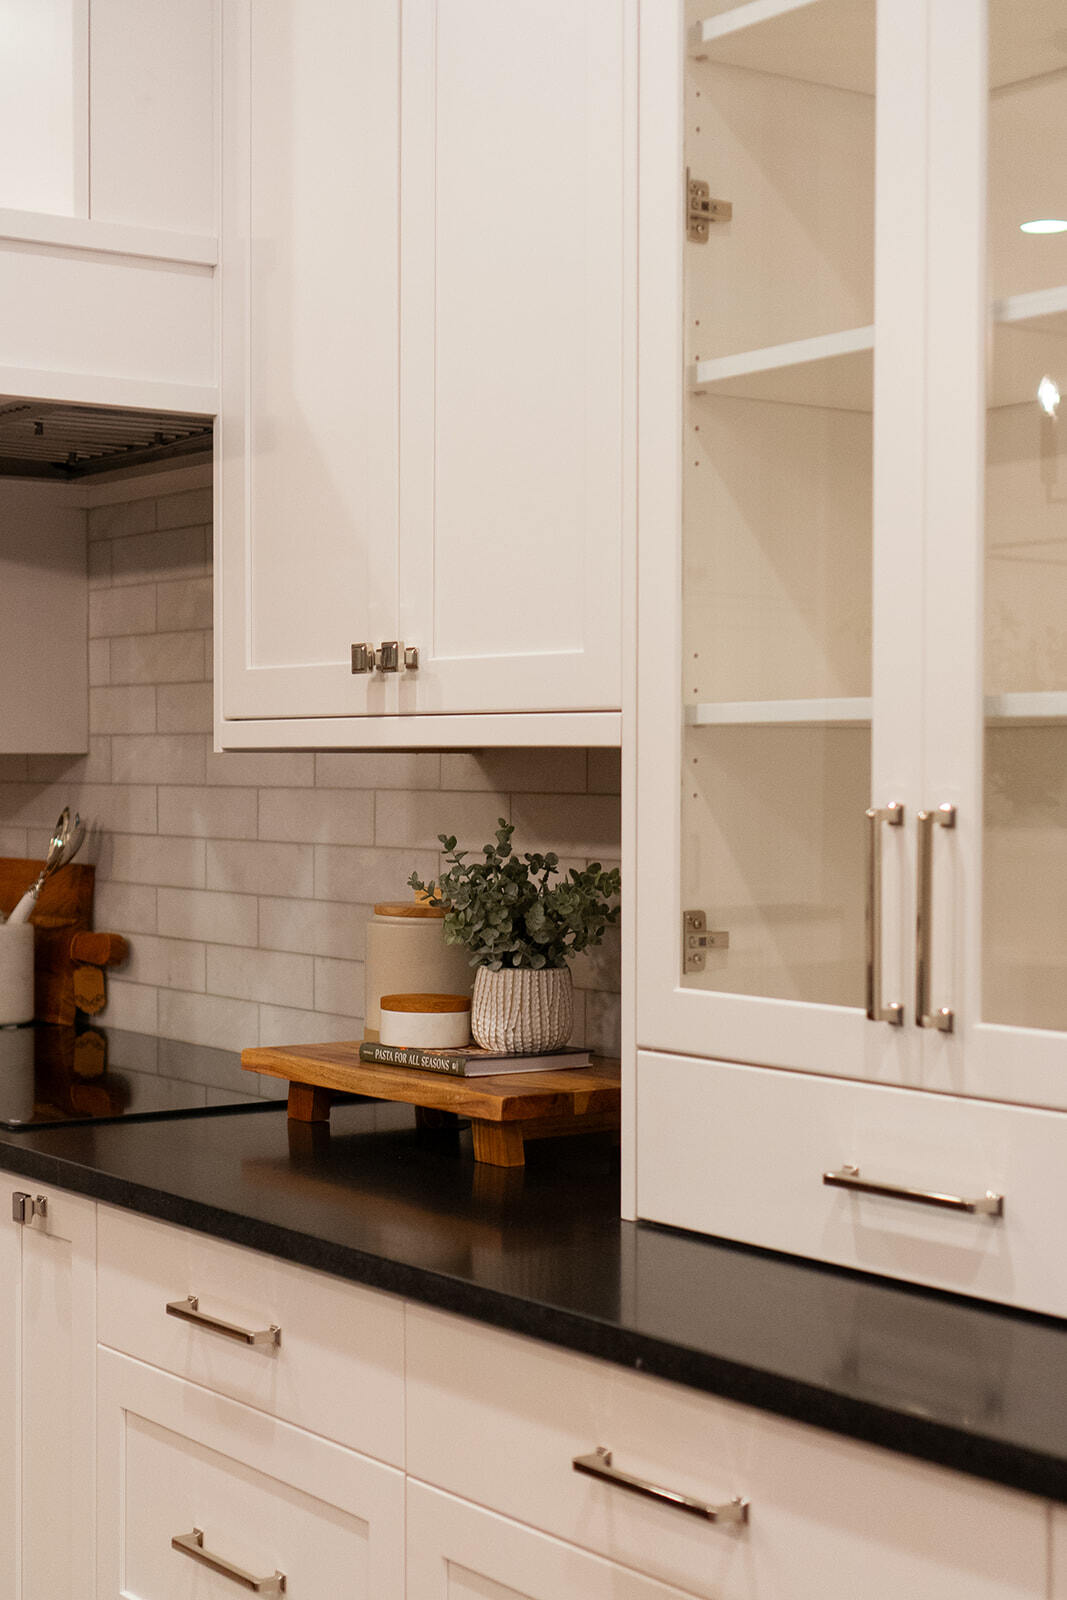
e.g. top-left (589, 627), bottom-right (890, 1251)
top-left (1, 1099), bottom-right (1065, 1503)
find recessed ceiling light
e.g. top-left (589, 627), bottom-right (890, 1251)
top-left (1021, 219), bottom-right (1067, 234)
top-left (1038, 376), bottom-right (1060, 417)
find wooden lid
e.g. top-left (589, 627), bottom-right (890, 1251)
top-left (373, 900), bottom-right (446, 919)
top-left (380, 993), bottom-right (472, 1013)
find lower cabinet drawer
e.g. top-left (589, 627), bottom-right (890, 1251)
top-left (96, 1204), bottom-right (404, 1464)
top-left (407, 1479), bottom-right (702, 1600)
top-left (97, 1347), bottom-right (404, 1599)
top-left (637, 1051), bottom-right (1067, 1317)
top-left (406, 1305), bottom-right (1046, 1600)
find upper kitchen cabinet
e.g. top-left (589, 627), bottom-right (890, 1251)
top-left (633, 0), bottom-right (1067, 1308)
top-left (216, 0), bottom-right (634, 749)
top-left (0, 0), bottom-right (216, 414)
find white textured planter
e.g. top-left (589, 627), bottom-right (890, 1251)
top-left (471, 966), bottom-right (574, 1054)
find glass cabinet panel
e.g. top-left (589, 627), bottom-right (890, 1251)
top-left (982, 0), bottom-right (1067, 1031)
top-left (682, 0), bottom-right (875, 1007)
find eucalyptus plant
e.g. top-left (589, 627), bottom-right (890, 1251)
top-left (408, 819), bottom-right (620, 972)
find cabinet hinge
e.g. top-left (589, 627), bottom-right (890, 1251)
top-left (687, 172), bottom-right (732, 242)
top-left (682, 911), bottom-right (729, 974)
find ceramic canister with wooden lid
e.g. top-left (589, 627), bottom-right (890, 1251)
top-left (364, 899), bottom-right (473, 1040)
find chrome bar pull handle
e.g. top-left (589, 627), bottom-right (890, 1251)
top-left (12, 1193), bottom-right (47, 1225)
top-left (824, 1165), bottom-right (1003, 1216)
top-left (916, 804), bottom-right (956, 1031)
top-left (166, 1295), bottom-right (281, 1348)
top-left (351, 643), bottom-right (376, 673)
top-left (171, 1529), bottom-right (286, 1593)
top-left (865, 802), bottom-right (904, 1025)
top-left (573, 1447), bottom-right (748, 1525)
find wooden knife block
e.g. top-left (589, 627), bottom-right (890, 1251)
top-left (0, 858), bottom-right (95, 1025)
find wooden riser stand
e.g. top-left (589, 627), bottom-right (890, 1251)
top-left (242, 1041), bottom-right (621, 1168)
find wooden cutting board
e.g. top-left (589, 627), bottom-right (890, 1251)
top-left (0, 858), bottom-right (94, 1024)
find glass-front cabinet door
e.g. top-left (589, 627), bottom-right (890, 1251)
top-left (638, 0), bottom-right (927, 1081)
top-left (926, 0), bottom-right (1067, 1111)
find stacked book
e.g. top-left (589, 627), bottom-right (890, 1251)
top-left (358, 1041), bottom-right (591, 1079)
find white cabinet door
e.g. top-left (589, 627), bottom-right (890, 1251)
top-left (97, 1347), bottom-right (405, 1599)
top-left (397, 0), bottom-right (627, 718)
top-left (407, 1480), bottom-right (701, 1600)
top-left (218, 0), bottom-right (402, 723)
top-left (0, 1182), bottom-right (96, 1600)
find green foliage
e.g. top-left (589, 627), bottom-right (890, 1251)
top-left (408, 819), bottom-right (621, 972)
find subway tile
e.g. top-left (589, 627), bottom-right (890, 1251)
top-left (258, 1004), bottom-right (363, 1049)
top-left (103, 979), bottom-right (159, 1036)
top-left (587, 748), bottom-right (622, 795)
top-left (0, 826), bottom-right (28, 857)
top-left (158, 887), bottom-right (258, 946)
top-left (259, 787), bottom-right (374, 846)
top-left (110, 631), bottom-right (206, 685)
top-left (88, 639), bottom-right (110, 686)
top-left (570, 925), bottom-right (622, 993)
top-left (108, 835), bottom-right (205, 889)
top-left (0, 783), bottom-right (155, 835)
top-left (90, 685), bottom-right (156, 734)
top-left (156, 487), bottom-right (212, 529)
top-left (156, 576), bottom-right (213, 632)
top-left (112, 525), bottom-right (207, 586)
top-left (87, 539), bottom-right (111, 588)
top-left (374, 790), bottom-right (506, 851)
top-left (440, 749), bottom-right (588, 794)
top-left (88, 497), bottom-right (156, 541)
top-left (157, 682), bottom-right (212, 734)
top-left (204, 748), bottom-right (315, 788)
top-left (158, 989), bottom-right (259, 1052)
top-left (207, 945), bottom-right (314, 1009)
top-left (509, 794), bottom-right (621, 861)
top-left (313, 844), bottom-right (437, 905)
top-left (93, 881), bottom-right (158, 935)
top-left (123, 935), bottom-right (206, 992)
top-left (568, 989), bottom-right (587, 1050)
top-left (206, 839), bottom-right (314, 898)
top-left (112, 734), bottom-right (206, 786)
top-left (89, 585), bottom-right (156, 638)
top-left (314, 956), bottom-right (365, 1017)
top-left (27, 738), bottom-right (112, 786)
top-left (314, 752), bottom-right (441, 790)
top-left (259, 897), bottom-right (368, 960)
top-left (585, 990), bottom-right (622, 1058)
top-left (158, 785), bottom-right (257, 840)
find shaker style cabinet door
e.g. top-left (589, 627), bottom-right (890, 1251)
top-left (217, 0), bottom-right (402, 723)
top-left (397, 0), bottom-right (628, 718)
top-left (0, 1183), bottom-right (96, 1600)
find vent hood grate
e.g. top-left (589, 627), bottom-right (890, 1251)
top-left (0, 400), bottom-right (213, 480)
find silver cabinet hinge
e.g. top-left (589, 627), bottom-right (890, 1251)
top-left (687, 172), bottom-right (732, 242)
top-left (683, 910), bottom-right (729, 974)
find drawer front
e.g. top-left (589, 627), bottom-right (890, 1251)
top-left (97, 1205), bottom-right (404, 1465)
top-left (97, 1347), bottom-right (404, 1599)
top-left (406, 1305), bottom-right (1045, 1600)
top-left (408, 1480), bottom-right (701, 1600)
top-left (637, 1051), bottom-right (1067, 1317)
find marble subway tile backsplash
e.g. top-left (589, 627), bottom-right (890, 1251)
top-left (0, 477), bottom-right (622, 1059)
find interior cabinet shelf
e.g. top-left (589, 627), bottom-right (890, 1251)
top-left (688, 0), bottom-right (874, 94)
top-left (689, 326), bottom-right (874, 410)
top-left (685, 693), bottom-right (1067, 728)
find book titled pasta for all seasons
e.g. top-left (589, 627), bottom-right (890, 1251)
top-left (357, 1041), bottom-right (591, 1078)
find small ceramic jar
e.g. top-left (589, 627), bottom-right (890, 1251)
top-left (364, 900), bottom-right (473, 1039)
top-left (379, 993), bottom-right (472, 1049)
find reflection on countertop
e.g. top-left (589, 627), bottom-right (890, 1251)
top-left (0, 1023), bottom-right (284, 1129)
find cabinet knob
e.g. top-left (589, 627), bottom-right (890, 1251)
top-left (376, 641), bottom-right (419, 672)
top-left (351, 643), bottom-right (376, 674)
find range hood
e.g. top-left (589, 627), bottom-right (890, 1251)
top-left (0, 398), bottom-right (212, 480)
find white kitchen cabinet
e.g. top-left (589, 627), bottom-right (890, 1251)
top-left (407, 1481), bottom-right (703, 1600)
top-left (96, 1347), bottom-right (405, 1599)
top-left (633, 0), bottom-right (1067, 1289)
top-left (0, 1181), bottom-right (96, 1600)
top-left (216, 0), bottom-right (633, 749)
top-left (0, 481), bottom-right (87, 754)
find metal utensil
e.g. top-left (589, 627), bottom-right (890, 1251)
top-left (6, 808), bottom-right (82, 925)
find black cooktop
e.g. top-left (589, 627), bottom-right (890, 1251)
top-left (0, 1023), bottom-right (283, 1129)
